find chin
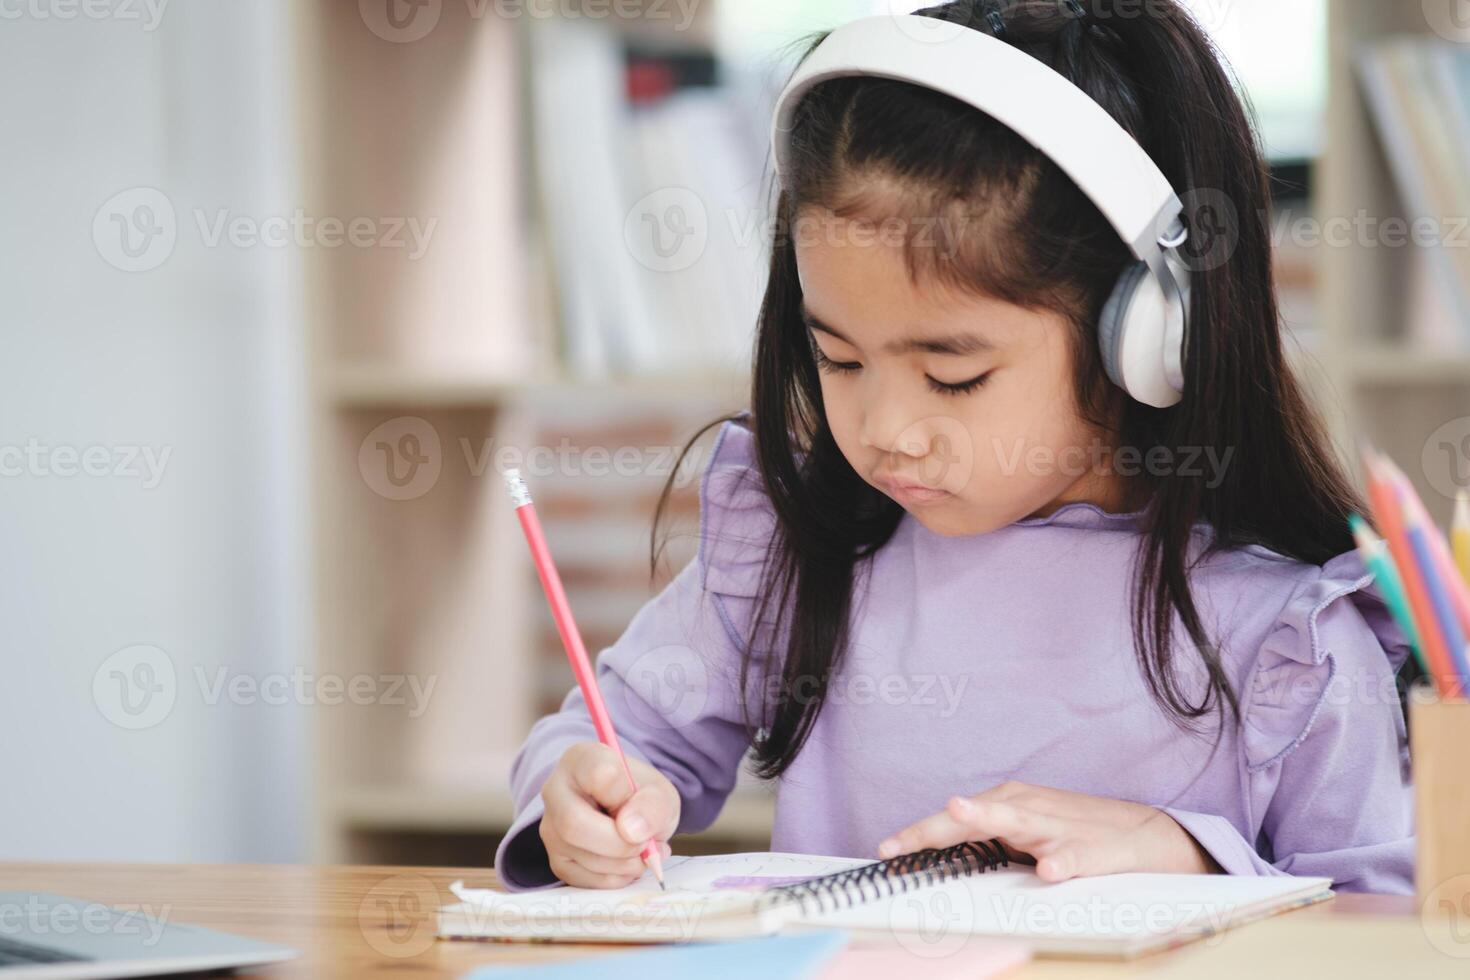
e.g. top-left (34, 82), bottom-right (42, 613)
top-left (905, 504), bottom-right (1001, 538)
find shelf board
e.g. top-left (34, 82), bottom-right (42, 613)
top-left (327, 366), bottom-right (751, 407)
top-left (332, 781), bottom-right (776, 841)
top-left (1345, 348), bottom-right (1470, 386)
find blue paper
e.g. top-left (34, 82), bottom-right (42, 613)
top-left (462, 930), bottom-right (850, 980)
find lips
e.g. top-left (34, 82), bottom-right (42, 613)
top-left (873, 475), bottom-right (952, 505)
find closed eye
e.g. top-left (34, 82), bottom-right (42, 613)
top-left (815, 344), bottom-right (992, 394)
top-left (811, 344), bottom-right (860, 374)
top-left (927, 372), bottom-right (992, 396)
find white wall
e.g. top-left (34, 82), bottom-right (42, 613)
top-left (0, 0), bottom-right (306, 861)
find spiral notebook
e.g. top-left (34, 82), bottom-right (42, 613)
top-left (439, 842), bottom-right (1333, 959)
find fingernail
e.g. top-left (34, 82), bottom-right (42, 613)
top-left (951, 796), bottom-right (974, 814)
top-left (878, 839), bottom-right (898, 858)
top-left (622, 814), bottom-right (649, 840)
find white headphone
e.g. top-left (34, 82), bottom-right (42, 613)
top-left (771, 14), bottom-right (1191, 408)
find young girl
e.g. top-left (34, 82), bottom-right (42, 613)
top-left (495, 0), bottom-right (1415, 895)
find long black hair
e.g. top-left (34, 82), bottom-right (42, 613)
top-left (652, 0), bottom-right (1370, 781)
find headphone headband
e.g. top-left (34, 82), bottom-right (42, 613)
top-left (770, 15), bottom-right (1184, 264)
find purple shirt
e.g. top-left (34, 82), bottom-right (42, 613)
top-left (495, 416), bottom-right (1416, 894)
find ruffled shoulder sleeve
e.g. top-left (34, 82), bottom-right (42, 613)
top-left (1242, 548), bottom-right (1414, 772)
top-left (696, 413), bottom-right (778, 599)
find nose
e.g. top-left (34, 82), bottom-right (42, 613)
top-left (859, 400), bottom-right (930, 459)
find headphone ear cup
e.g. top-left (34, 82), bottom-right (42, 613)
top-left (1098, 261), bottom-right (1149, 393)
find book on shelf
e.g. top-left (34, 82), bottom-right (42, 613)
top-left (1355, 36), bottom-right (1470, 352)
top-left (528, 19), bottom-right (767, 380)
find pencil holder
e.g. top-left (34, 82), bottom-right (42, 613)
top-left (1411, 685), bottom-right (1470, 912)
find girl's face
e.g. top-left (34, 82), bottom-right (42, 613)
top-left (794, 207), bottom-right (1127, 537)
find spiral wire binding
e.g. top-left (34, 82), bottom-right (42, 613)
top-left (753, 839), bottom-right (1009, 916)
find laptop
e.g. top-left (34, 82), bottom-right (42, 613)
top-left (0, 893), bottom-right (298, 978)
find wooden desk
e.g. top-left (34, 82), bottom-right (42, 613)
top-left (0, 863), bottom-right (1463, 978)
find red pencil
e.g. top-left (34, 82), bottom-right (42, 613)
top-left (1362, 448), bottom-right (1457, 695)
top-left (501, 467), bottom-right (666, 889)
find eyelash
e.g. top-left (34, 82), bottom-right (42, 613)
top-left (810, 345), bottom-right (991, 396)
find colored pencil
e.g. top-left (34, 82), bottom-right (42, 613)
top-left (1384, 468), bottom-right (1470, 645)
top-left (1454, 490), bottom-right (1470, 588)
top-left (1349, 514), bottom-right (1425, 674)
top-left (501, 467), bottom-right (666, 889)
top-left (1402, 497), bottom-right (1470, 696)
top-left (1379, 460), bottom-right (1470, 693)
top-left (1361, 449), bottom-right (1458, 695)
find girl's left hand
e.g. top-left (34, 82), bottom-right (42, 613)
top-left (876, 782), bottom-right (1221, 882)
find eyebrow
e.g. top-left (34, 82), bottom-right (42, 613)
top-left (800, 304), bottom-right (994, 357)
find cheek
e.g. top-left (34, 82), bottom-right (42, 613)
top-left (960, 354), bottom-right (1086, 494)
top-left (820, 381), bottom-right (865, 459)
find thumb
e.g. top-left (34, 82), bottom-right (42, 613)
top-left (1036, 845), bottom-right (1122, 882)
top-left (1034, 849), bottom-right (1078, 882)
top-left (615, 783), bottom-right (679, 845)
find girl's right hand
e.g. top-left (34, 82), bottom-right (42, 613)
top-left (538, 741), bottom-right (679, 888)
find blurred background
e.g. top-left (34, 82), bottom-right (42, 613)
top-left (2, 0), bottom-right (1467, 866)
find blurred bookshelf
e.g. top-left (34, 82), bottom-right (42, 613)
top-left (1317, 0), bottom-right (1470, 526)
top-left (295, 0), bottom-right (765, 866)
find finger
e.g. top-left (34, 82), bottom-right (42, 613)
top-left (877, 803), bottom-right (974, 858)
top-left (541, 777), bottom-right (646, 859)
top-left (973, 782), bottom-right (1079, 820)
top-left (566, 746), bottom-right (680, 845)
top-left (568, 836), bottom-right (674, 876)
top-left (973, 780), bottom-right (1030, 803)
top-left (1035, 840), bottom-right (1133, 882)
top-left (1034, 849), bottom-right (1076, 882)
top-left (613, 783), bottom-right (680, 847)
top-left (625, 756), bottom-right (682, 829)
top-left (878, 796), bottom-right (1061, 859)
top-left (555, 855), bottom-right (641, 890)
top-left (556, 842), bottom-right (651, 878)
top-left (568, 743), bottom-right (639, 811)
